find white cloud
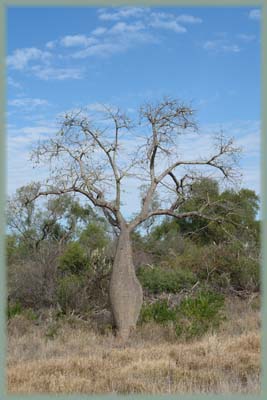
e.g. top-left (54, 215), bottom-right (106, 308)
top-left (249, 9), bottom-right (261, 20)
top-left (109, 21), bottom-right (145, 34)
top-left (96, 8), bottom-right (201, 35)
top-left (221, 44), bottom-right (240, 53)
top-left (203, 40), bottom-right (218, 50)
top-left (98, 7), bottom-right (148, 21)
top-left (31, 65), bottom-right (83, 80)
top-left (7, 77), bottom-right (22, 89)
top-left (86, 102), bottom-right (111, 112)
top-left (8, 8), bottom-right (203, 73)
top-left (73, 42), bottom-right (125, 59)
top-left (7, 148), bottom-right (47, 195)
top-left (46, 40), bottom-right (57, 49)
top-left (8, 97), bottom-right (50, 109)
top-left (60, 35), bottom-right (98, 47)
top-left (85, 102), bottom-right (120, 117)
top-left (6, 9), bottom-right (203, 83)
top-left (72, 22), bottom-right (156, 59)
top-left (8, 126), bottom-right (54, 195)
top-left (8, 125), bottom-right (56, 145)
top-left (8, 123), bottom-right (57, 195)
top-left (176, 14), bottom-right (202, 24)
top-left (149, 12), bottom-right (187, 33)
top-left (7, 47), bottom-right (51, 70)
top-left (237, 34), bottom-right (256, 42)
top-left (149, 18), bottom-right (186, 33)
top-left (92, 27), bottom-right (107, 36)
top-left (203, 40), bottom-right (240, 53)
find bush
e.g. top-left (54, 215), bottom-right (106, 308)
top-left (195, 244), bottom-right (260, 292)
top-left (7, 302), bottom-right (38, 321)
top-left (79, 222), bottom-right (109, 252)
top-left (8, 255), bottom-right (58, 310)
top-left (7, 240), bottom-right (60, 311)
top-left (56, 249), bottom-right (112, 313)
top-left (140, 300), bottom-right (177, 324)
top-left (140, 290), bottom-right (225, 340)
top-left (137, 265), bottom-right (197, 294)
top-left (57, 274), bottom-right (88, 313)
top-left (176, 290), bottom-right (225, 338)
top-left (58, 242), bottom-right (89, 275)
top-left (229, 256), bottom-right (260, 292)
top-left (167, 241), bottom-right (260, 293)
top-left (7, 301), bottom-right (22, 319)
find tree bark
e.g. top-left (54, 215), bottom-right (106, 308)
top-left (109, 226), bottom-right (143, 341)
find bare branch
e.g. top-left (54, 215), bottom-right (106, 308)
top-left (29, 98), bottom-right (241, 232)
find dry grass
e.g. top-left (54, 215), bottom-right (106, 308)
top-left (7, 296), bottom-right (261, 394)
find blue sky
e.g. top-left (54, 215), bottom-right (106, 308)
top-left (7, 6), bottom-right (261, 218)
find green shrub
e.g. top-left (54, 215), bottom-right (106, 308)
top-left (140, 290), bottom-right (225, 340)
top-left (229, 256), bottom-right (260, 292)
top-left (58, 242), bottom-right (89, 275)
top-left (7, 301), bottom-right (22, 319)
top-left (170, 242), bottom-right (260, 293)
top-left (176, 290), bottom-right (225, 338)
top-left (138, 265), bottom-right (197, 294)
top-left (140, 300), bottom-right (177, 324)
top-left (79, 223), bottom-right (109, 251)
top-left (197, 244), bottom-right (260, 292)
top-left (57, 274), bottom-right (86, 313)
top-left (7, 303), bottom-right (38, 321)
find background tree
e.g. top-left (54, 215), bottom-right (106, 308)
top-left (160, 178), bottom-right (260, 246)
top-left (26, 97), bottom-right (240, 340)
top-left (7, 186), bottom-right (98, 260)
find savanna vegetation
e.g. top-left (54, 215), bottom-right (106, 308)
top-left (7, 177), bottom-right (261, 394)
top-left (6, 98), bottom-right (261, 393)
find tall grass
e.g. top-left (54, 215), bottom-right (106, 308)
top-left (7, 296), bottom-right (260, 394)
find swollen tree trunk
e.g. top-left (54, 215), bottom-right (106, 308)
top-left (109, 226), bottom-right (143, 341)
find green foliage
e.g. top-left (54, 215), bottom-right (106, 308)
top-left (227, 255), bottom-right (260, 292)
top-left (79, 222), bottom-right (109, 251)
top-left (7, 179), bottom-right (260, 328)
top-left (57, 248), bottom-right (112, 314)
top-left (57, 274), bottom-right (85, 313)
top-left (192, 243), bottom-right (260, 292)
top-left (140, 300), bottom-right (177, 324)
top-left (160, 240), bottom-right (260, 292)
top-left (58, 242), bottom-right (89, 275)
top-left (138, 265), bottom-right (196, 294)
top-left (149, 180), bottom-right (260, 246)
top-left (7, 301), bottom-right (22, 319)
top-left (140, 290), bottom-right (225, 339)
top-left (176, 290), bottom-right (225, 338)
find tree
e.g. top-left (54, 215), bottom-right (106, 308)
top-left (7, 186), bottom-right (97, 258)
top-left (26, 97), bottom-right (240, 340)
top-left (170, 179), bottom-right (260, 246)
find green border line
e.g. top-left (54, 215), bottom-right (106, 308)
top-left (261, 0), bottom-right (267, 397)
top-left (1, 0), bottom-right (265, 399)
top-left (0, 0), bottom-right (6, 398)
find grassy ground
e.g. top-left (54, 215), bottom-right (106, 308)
top-left (7, 296), bottom-right (261, 394)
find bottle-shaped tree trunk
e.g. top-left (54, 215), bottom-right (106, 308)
top-left (109, 226), bottom-right (143, 341)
